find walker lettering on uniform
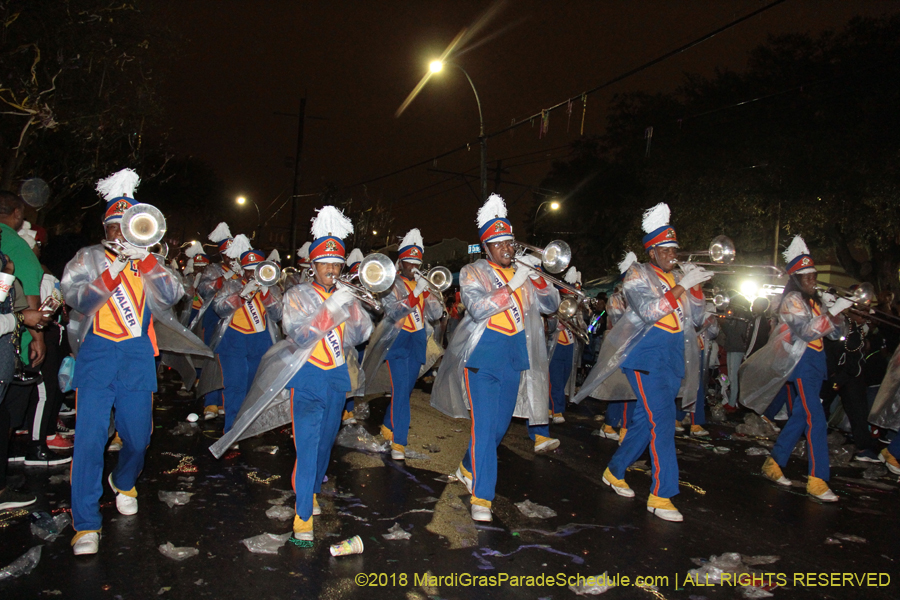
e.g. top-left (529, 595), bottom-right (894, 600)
top-left (111, 283), bottom-right (142, 338)
top-left (244, 297), bottom-right (263, 328)
top-left (324, 329), bottom-right (344, 365)
top-left (490, 270), bottom-right (523, 328)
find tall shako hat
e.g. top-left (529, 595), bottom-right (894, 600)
top-left (783, 235), bottom-right (815, 275)
top-left (477, 193), bottom-right (514, 244)
top-left (266, 249), bottom-right (281, 266)
top-left (641, 203), bottom-right (678, 250)
top-left (398, 228), bottom-right (424, 264)
top-left (563, 266), bottom-right (582, 293)
top-left (297, 242), bottom-right (311, 266)
top-left (185, 241), bottom-right (209, 273)
top-left (346, 248), bottom-right (364, 275)
top-left (618, 251), bottom-right (638, 280)
top-left (97, 168), bottom-right (140, 225)
top-left (209, 222), bottom-right (233, 254)
top-left (225, 234), bottom-right (264, 269)
top-left (309, 206), bottom-right (353, 263)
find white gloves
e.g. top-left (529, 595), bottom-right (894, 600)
top-left (829, 297), bottom-right (854, 316)
top-left (516, 254), bottom-right (544, 280)
top-left (240, 280), bottom-right (261, 299)
top-left (120, 243), bottom-right (149, 262)
top-left (108, 256), bottom-right (128, 279)
top-left (679, 266), bottom-right (713, 290)
top-left (329, 287), bottom-right (355, 308)
top-left (820, 291), bottom-right (837, 309)
top-left (413, 277), bottom-right (429, 297)
top-left (193, 273), bottom-right (202, 290)
top-left (508, 267), bottom-right (531, 291)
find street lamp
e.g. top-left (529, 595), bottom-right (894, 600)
top-left (428, 60), bottom-right (487, 201)
top-left (236, 195), bottom-right (261, 239)
top-left (532, 199), bottom-right (562, 244)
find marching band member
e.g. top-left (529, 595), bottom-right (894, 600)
top-left (432, 194), bottom-right (559, 522)
top-left (546, 267), bottom-right (583, 424)
top-left (208, 235), bottom-right (282, 433)
top-left (870, 333), bottom-right (900, 475)
top-left (676, 308), bottom-right (719, 437)
top-left (574, 204), bottom-right (711, 522)
top-left (597, 252), bottom-right (638, 442)
top-left (362, 229), bottom-right (443, 460)
top-left (741, 236), bottom-right (850, 502)
top-left (282, 207), bottom-right (373, 544)
top-left (182, 241), bottom-right (210, 327)
top-left (281, 242), bottom-right (312, 291)
top-left (63, 169), bottom-right (187, 555)
top-left (341, 247), bottom-right (366, 426)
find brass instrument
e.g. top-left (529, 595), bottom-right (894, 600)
top-left (101, 203), bottom-right (167, 256)
top-left (556, 296), bottom-right (590, 344)
top-left (512, 240), bottom-right (585, 297)
top-left (240, 260), bottom-right (282, 299)
top-left (412, 266), bottom-right (452, 295)
top-left (677, 235), bottom-right (784, 277)
top-left (817, 282), bottom-right (875, 307)
top-left (336, 253), bottom-right (395, 311)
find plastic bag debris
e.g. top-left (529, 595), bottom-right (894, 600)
top-left (335, 424), bottom-right (389, 453)
top-left (735, 413), bottom-right (778, 438)
top-left (709, 402), bottom-right (726, 423)
top-left (0, 546), bottom-right (41, 582)
top-left (241, 532), bottom-right (291, 554)
top-left (169, 422), bottom-right (198, 436)
top-left (30, 512), bottom-right (71, 542)
top-left (404, 449), bottom-right (430, 460)
top-left (47, 473), bottom-right (69, 485)
top-left (739, 587), bottom-right (774, 599)
top-left (745, 447), bottom-right (769, 456)
top-left (688, 553), bottom-right (780, 585)
top-left (515, 499), bottom-right (557, 519)
top-left (158, 491), bottom-right (194, 508)
top-left (382, 522), bottom-right (412, 540)
top-left (266, 505), bottom-right (295, 521)
top-left (825, 533), bottom-right (867, 544)
top-left (713, 446), bottom-right (731, 454)
top-left (569, 571), bottom-right (615, 595)
top-left (158, 542), bottom-right (199, 561)
top-left (418, 496), bottom-right (440, 504)
top-left (254, 445), bottom-right (280, 455)
top-left (862, 465), bottom-right (887, 480)
top-left (352, 402), bottom-right (370, 421)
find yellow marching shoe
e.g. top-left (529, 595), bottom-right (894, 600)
top-left (312, 494), bottom-right (321, 516)
top-left (674, 419), bottom-right (685, 434)
top-left (380, 424), bottom-right (394, 442)
top-left (470, 497), bottom-right (492, 522)
top-left (72, 530), bottom-right (100, 556)
top-left (807, 476), bottom-right (838, 502)
top-left (455, 463), bottom-right (473, 494)
top-left (552, 412), bottom-right (566, 424)
top-left (618, 427), bottom-right (628, 446)
top-left (341, 410), bottom-right (357, 426)
top-left (534, 435), bottom-right (560, 453)
top-left (647, 494), bottom-right (683, 522)
top-left (291, 515), bottom-right (314, 543)
top-left (690, 424), bottom-right (709, 437)
top-left (596, 424), bottom-right (619, 441)
top-left (761, 457), bottom-right (792, 486)
top-left (203, 405), bottom-right (219, 421)
top-left (602, 467), bottom-right (635, 498)
top-left (107, 433), bottom-right (123, 452)
top-left (880, 448), bottom-right (900, 475)
top-left (390, 443), bottom-right (405, 461)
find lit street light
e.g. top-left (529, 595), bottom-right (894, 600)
top-left (532, 199), bottom-right (562, 244)
top-left (236, 195), bottom-right (261, 239)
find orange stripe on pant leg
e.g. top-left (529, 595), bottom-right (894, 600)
top-left (796, 378), bottom-right (816, 477)
top-left (464, 369), bottom-right (477, 490)
top-left (387, 360), bottom-right (395, 432)
top-left (635, 373), bottom-right (662, 496)
top-left (622, 402), bottom-right (628, 428)
top-left (290, 389), bottom-right (297, 493)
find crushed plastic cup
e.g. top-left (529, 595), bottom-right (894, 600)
top-left (241, 532), bottom-right (291, 555)
top-left (330, 535), bottom-right (364, 556)
top-left (186, 413), bottom-right (199, 423)
top-left (0, 546), bottom-right (41, 582)
top-left (158, 542), bottom-right (199, 561)
top-left (515, 499), bottom-right (557, 519)
top-left (159, 491), bottom-right (194, 508)
top-left (382, 523), bottom-right (412, 540)
top-left (266, 505), bottom-right (295, 521)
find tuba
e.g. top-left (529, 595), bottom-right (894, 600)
top-left (102, 203), bottom-right (167, 256)
top-left (337, 253), bottom-right (396, 311)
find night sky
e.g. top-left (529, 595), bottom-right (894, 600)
top-left (154, 1), bottom-right (899, 250)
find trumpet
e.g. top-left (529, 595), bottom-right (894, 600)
top-left (556, 296), bottom-right (591, 344)
top-left (512, 240), bottom-right (585, 297)
top-left (240, 260), bottom-right (282, 299)
top-left (677, 235), bottom-right (785, 277)
top-left (336, 253), bottom-right (396, 311)
top-left (102, 203), bottom-right (167, 257)
top-left (412, 266), bottom-right (452, 296)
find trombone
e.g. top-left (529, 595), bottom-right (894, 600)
top-left (512, 240), bottom-right (585, 298)
top-left (677, 235), bottom-right (785, 277)
top-left (336, 253), bottom-right (395, 311)
top-left (412, 266), bottom-right (452, 296)
top-left (102, 203), bottom-right (167, 257)
top-left (556, 296), bottom-right (591, 344)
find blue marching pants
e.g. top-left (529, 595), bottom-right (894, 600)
top-left (72, 384), bottom-right (153, 532)
top-left (218, 329), bottom-right (271, 432)
top-left (764, 385), bottom-right (790, 421)
top-left (606, 401), bottom-right (630, 428)
top-left (770, 366), bottom-right (830, 480)
top-left (888, 435), bottom-right (900, 460)
top-left (527, 420), bottom-right (549, 441)
top-left (676, 349), bottom-right (707, 425)
top-left (549, 344), bottom-right (574, 415)
top-left (382, 357), bottom-right (423, 447)
top-left (462, 366), bottom-right (521, 502)
top-left (609, 368), bottom-right (681, 498)
top-left (202, 307), bottom-right (223, 409)
top-left (288, 364), bottom-right (347, 521)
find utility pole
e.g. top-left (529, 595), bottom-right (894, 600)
top-left (290, 97), bottom-right (307, 261)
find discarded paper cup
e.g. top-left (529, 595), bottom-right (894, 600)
top-left (187, 413), bottom-right (199, 423)
top-left (0, 273), bottom-right (14, 303)
top-left (330, 535), bottom-right (364, 556)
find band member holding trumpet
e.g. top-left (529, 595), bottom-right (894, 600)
top-left (575, 203), bottom-right (711, 522)
top-left (362, 229), bottom-right (444, 460)
top-left (341, 247), bottom-right (366, 426)
top-left (740, 236), bottom-right (850, 502)
top-left (432, 194), bottom-right (559, 523)
top-left (62, 169), bottom-right (187, 555)
top-left (210, 234), bottom-right (282, 433)
top-left (546, 267), bottom-right (583, 425)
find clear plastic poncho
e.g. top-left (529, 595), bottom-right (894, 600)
top-left (573, 262), bottom-right (704, 407)
top-left (430, 259), bottom-right (560, 424)
top-left (738, 291), bottom-right (845, 413)
top-left (207, 279), bottom-right (283, 352)
top-left (869, 343), bottom-right (900, 431)
top-left (360, 276), bottom-right (444, 396)
top-left (209, 281), bottom-right (373, 458)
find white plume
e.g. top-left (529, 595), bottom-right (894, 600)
top-left (618, 251), bottom-right (638, 274)
top-left (346, 248), bottom-right (364, 266)
top-left (576, 270), bottom-right (582, 285)
top-left (208, 222), bottom-right (232, 243)
top-left (184, 258), bottom-right (195, 275)
top-left (310, 206), bottom-right (353, 239)
top-left (224, 234), bottom-right (251, 259)
top-left (96, 168), bottom-right (140, 201)
top-left (185, 241), bottom-right (203, 258)
top-left (476, 193), bottom-right (507, 229)
top-left (267, 249), bottom-right (280, 263)
top-left (782, 235), bottom-right (810, 264)
top-left (297, 241), bottom-right (311, 260)
top-left (641, 203), bottom-right (670, 234)
top-left (399, 228), bottom-right (424, 250)
top-left (564, 266), bottom-right (578, 284)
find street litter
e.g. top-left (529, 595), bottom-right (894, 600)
top-left (404, 449), bottom-right (430, 460)
top-left (241, 532), bottom-right (291, 554)
top-left (434, 474), bottom-right (457, 483)
top-left (688, 552), bottom-right (780, 585)
top-left (266, 505), bottom-right (294, 521)
top-left (862, 465), bottom-right (887, 480)
top-left (169, 422), bottom-right (198, 436)
top-left (30, 512), bottom-right (71, 542)
top-left (422, 444), bottom-right (441, 453)
top-left (735, 413), bottom-right (778, 438)
top-left (335, 424), bottom-right (389, 453)
top-left (515, 499), bottom-right (557, 519)
top-left (254, 445), bottom-right (280, 455)
top-left (825, 533), bottom-right (867, 544)
top-left (353, 402), bottom-right (370, 421)
top-left (569, 571), bottom-right (615, 595)
top-left (158, 542), bottom-right (199, 561)
top-left (47, 473), bottom-right (69, 485)
top-left (159, 491), bottom-right (194, 508)
top-left (745, 447), bottom-right (769, 456)
top-left (0, 546), bottom-right (41, 582)
top-left (382, 523), bottom-right (412, 540)
top-left (331, 535), bottom-right (364, 556)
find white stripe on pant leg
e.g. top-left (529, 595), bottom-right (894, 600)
top-left (32, 382), bottom-right (48, 442)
